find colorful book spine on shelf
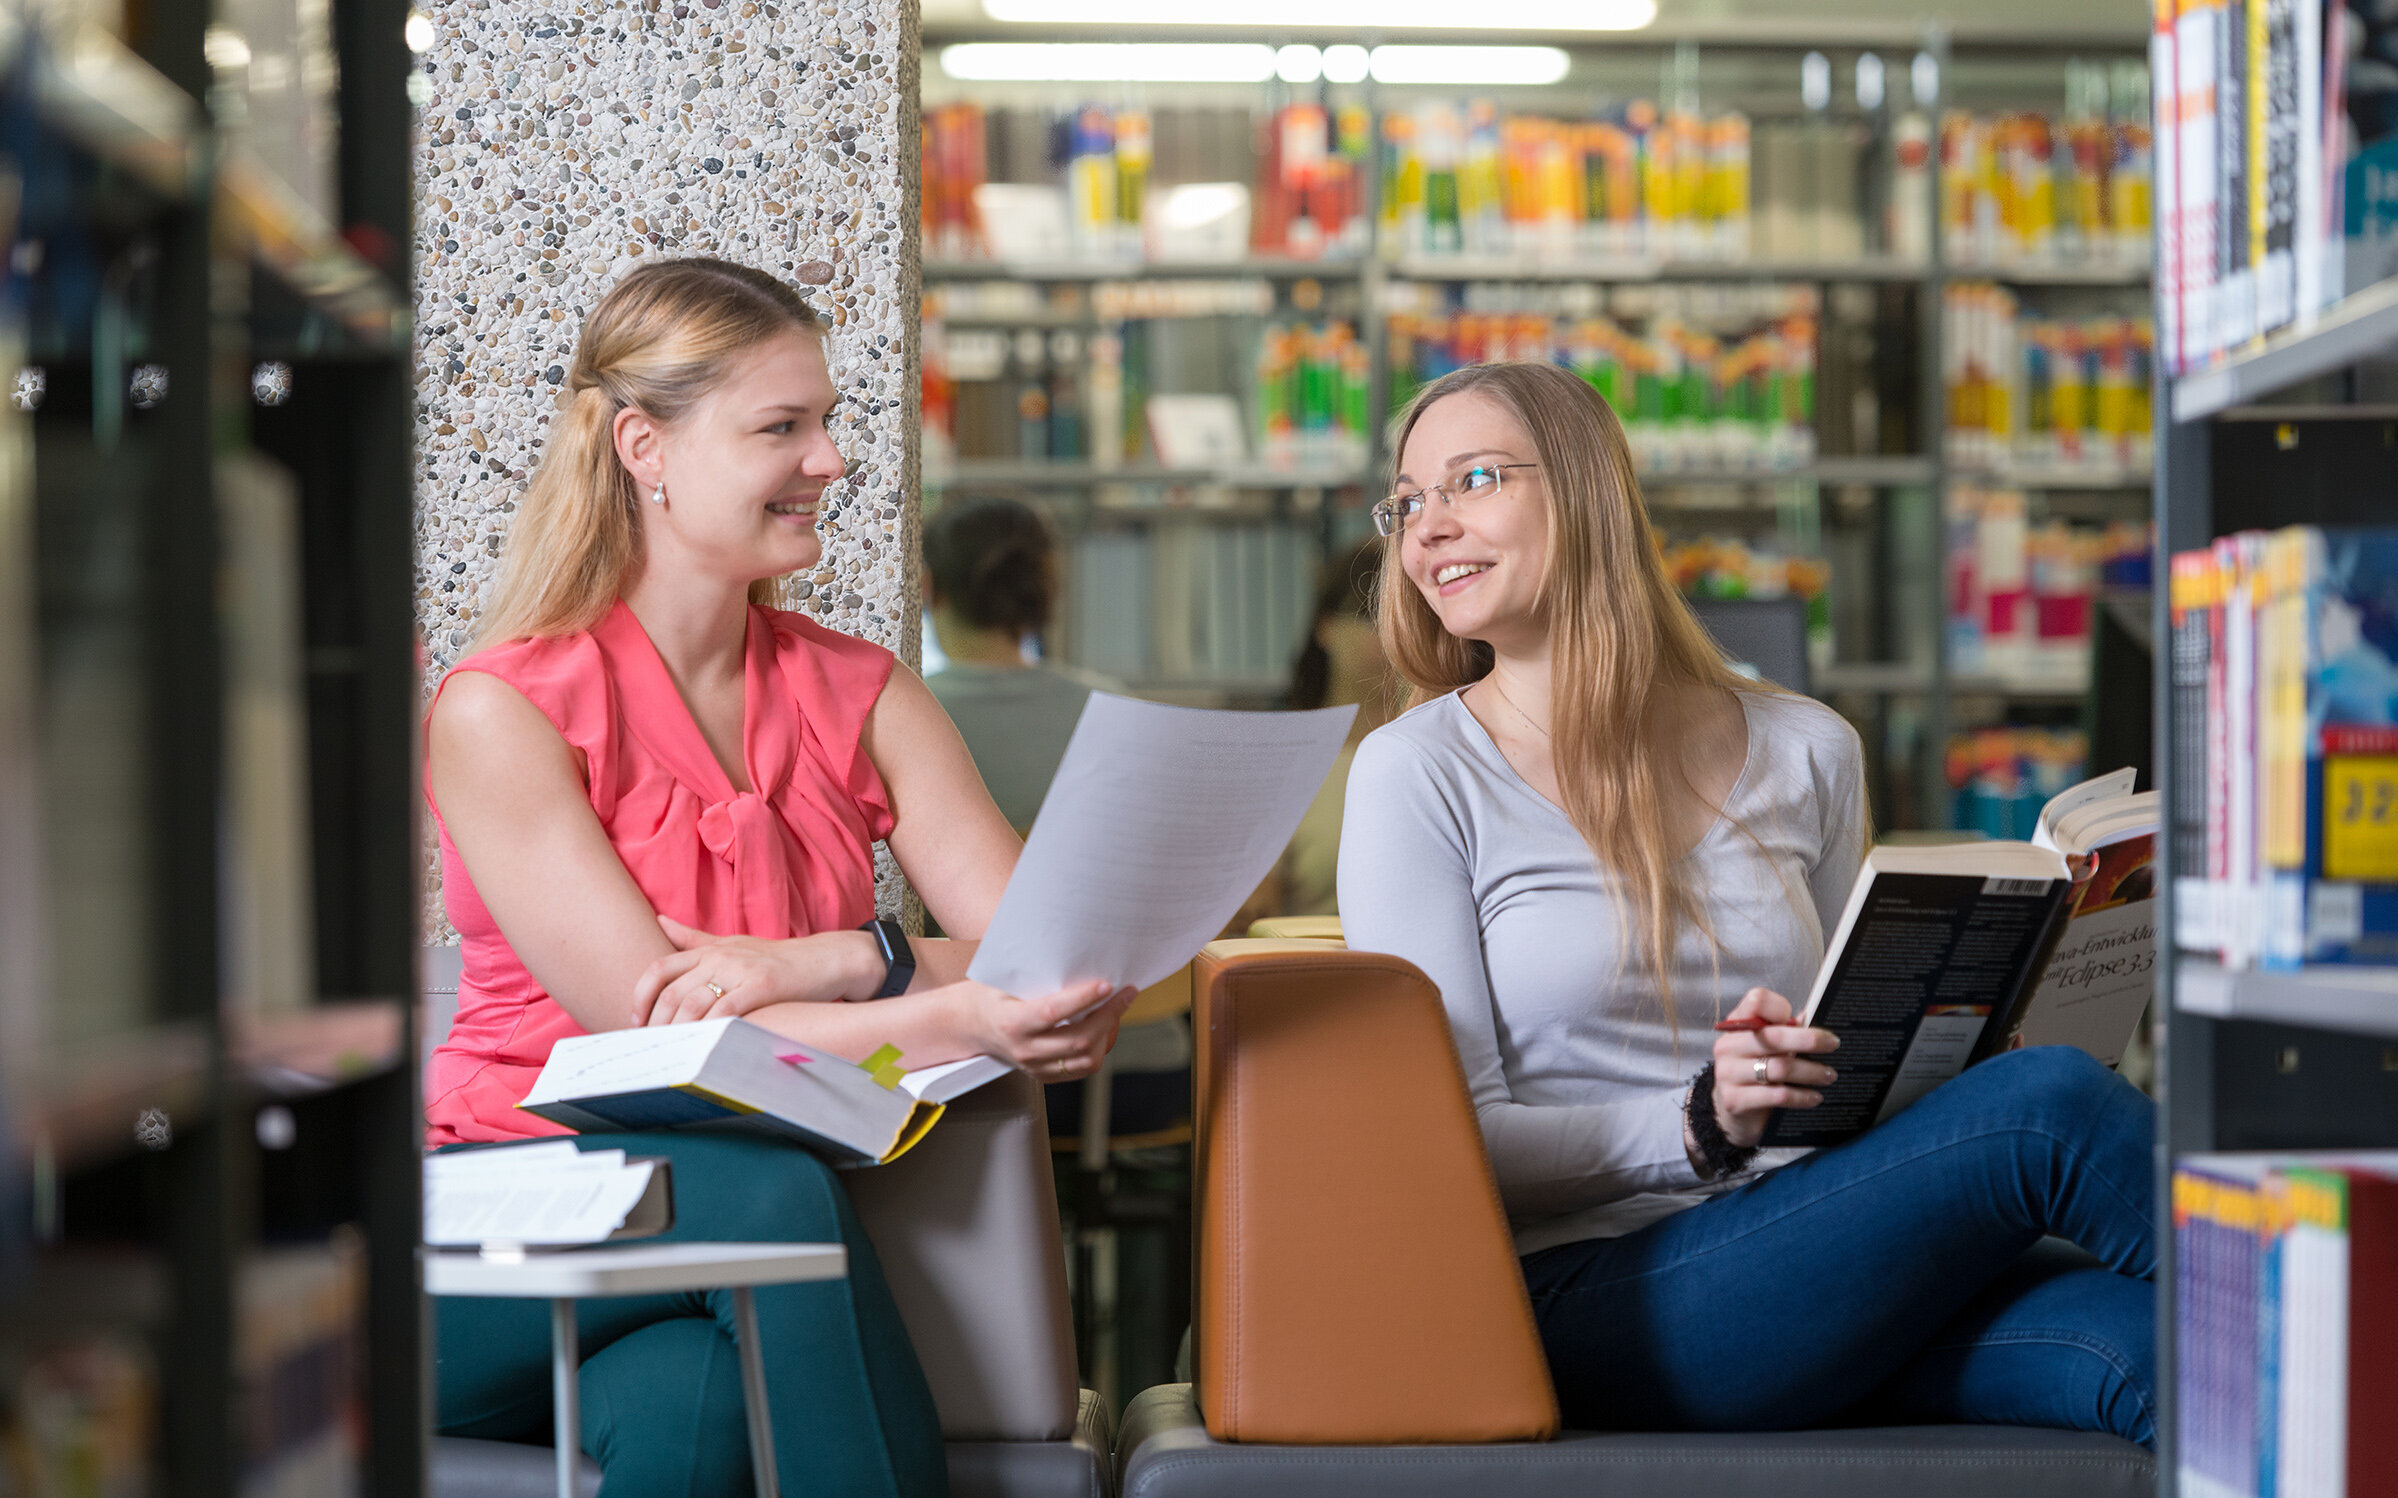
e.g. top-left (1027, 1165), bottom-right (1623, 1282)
top-left (2174, 1156), bottom-right (2398, 1498)
top-left (2173, 548), bottom-right (2222, 949)
top-left (2281, 529), bottom-right (2398, 965)
top-left (2257, 0), bottom-right (2301, 334)
top-left (2173, 527), bottom-right (2398, 967)
top-left (2221, 0), bottom-right (2257, 351)
top-left (2179, 0), bottom-right (2226, 368)
top-left (2157, 0), bottom-right (2185, 369)
top-left (2176, 1157), bottom-right (2267, 1498)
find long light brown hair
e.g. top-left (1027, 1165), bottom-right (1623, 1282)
top-left (1378, 361), bottom-right (1768, 1020)
top-left (476, 257), bottom-right (827, 645)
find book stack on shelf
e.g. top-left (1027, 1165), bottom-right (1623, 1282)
top-left (1943, 284), bottom-right (2157, 482)
top-left (2152, 0), bottom-right (2398, 373)
top-left (1947, 493), bottom-right (2152, 685)
top-left (1382, 281), bottom-right (1819, 475)
top-left (1940, 61), bottom-right (2157, 274)
top-left (2171, 1155), bottom-right (2397, 1498)
top-left (2168, 528), bottom-right (2398, 971)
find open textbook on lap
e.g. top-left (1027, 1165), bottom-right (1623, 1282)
top-left (516, 1016), bottom-right (946, 1167)
top-left (511, 694), bottom-right (1354, 1162)
top-left (1760, 769), bottom-right (2160, 1148)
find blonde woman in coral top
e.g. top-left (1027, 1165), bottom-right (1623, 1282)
top-left (424, 257), bottom-right (1135, 1498)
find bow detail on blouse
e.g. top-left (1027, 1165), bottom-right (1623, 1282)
top-left (697, 791), bottom-right (796, 936)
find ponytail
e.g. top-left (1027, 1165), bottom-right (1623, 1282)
top-left (474, 257), bottom-right (824, 646)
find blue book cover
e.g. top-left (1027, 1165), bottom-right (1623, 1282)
top-left (2294, 529), bottom-right (2398, 963)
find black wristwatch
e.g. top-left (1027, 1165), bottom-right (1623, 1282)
top-left (858, 918), bottom-right (915, 999)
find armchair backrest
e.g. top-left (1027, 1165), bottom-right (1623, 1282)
top-left (1192, 939), bottom-right (1559, 1445)
top-left (417, 947), bottom-right (1082, 1444)
top-left (843, 1069), bottom-right (1083, 1442)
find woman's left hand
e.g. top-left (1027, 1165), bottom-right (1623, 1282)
top-left (631, 916), bottom-right (879, 1026)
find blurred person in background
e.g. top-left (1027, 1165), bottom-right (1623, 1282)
top-left (921, 495), bottom-right (1185, 1136)
top-left (1278, 538), bottom-right (1402, 917)
top-left (922, 496), bottom-right (1121, 834)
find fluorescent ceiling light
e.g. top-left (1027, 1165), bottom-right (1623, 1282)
top-left (937, 42), bottom-right (1277, 81)
top-left (1322, 43), bottom-right (1369, 82)
top-left (1368, 45), bottom-right (1570, 86)
top-left (1276, 43), bottom-right (1323, 83)
top-left (982, 0), bottom-right (1653, 29)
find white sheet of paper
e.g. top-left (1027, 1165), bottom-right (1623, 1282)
top-left (424, 1149), bottom-right (657, 1246)
top-left (967, 694), bottom-right (1355, 1000)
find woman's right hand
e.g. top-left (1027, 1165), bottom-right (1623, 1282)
top-left (942, 977), bottom-right (1138, 1084)
top-left (1708, 986), bottom-right (1841, 1149)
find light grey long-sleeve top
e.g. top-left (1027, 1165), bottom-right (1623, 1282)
top-left (1338, 688), bottom-right (1867, 1256)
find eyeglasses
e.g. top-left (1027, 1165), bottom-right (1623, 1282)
top-left (1371, 463), bottom-right (1540, 538)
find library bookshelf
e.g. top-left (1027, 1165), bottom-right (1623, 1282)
top-left (2152, 272), bottom-right (2398, 1494)
top-left (0, 1), bottom-right (422, 1492)
top-left (917, 34), bottom-right (2153, 832)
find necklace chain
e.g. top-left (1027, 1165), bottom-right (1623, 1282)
top-left (1488, 676), bottom-right (1550, 740)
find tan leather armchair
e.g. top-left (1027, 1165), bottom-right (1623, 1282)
top-left (1115, 937), bottom-right (2157, 1498)
top-left (1191, 938), bottom-right (1556, 1445)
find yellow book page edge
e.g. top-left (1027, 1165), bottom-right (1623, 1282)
top-left (881, 1100), bottom-right (946, 1164)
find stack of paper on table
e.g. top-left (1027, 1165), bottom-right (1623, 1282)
top-left (424, 1141), bottom-right (672, 1249)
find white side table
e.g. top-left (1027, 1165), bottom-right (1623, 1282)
top-left (425, 1242), bottom-right (848, 1498)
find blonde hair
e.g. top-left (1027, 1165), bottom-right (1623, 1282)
top-left (1377, 361), bottom-right (1769, 1022)
top-left (476, 257), bottom-right (827, 645)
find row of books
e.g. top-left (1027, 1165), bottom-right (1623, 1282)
top-left (1, 1330), bottom-right (156, 1495)
top-left (2173, 1154), bottom-right (2396, 1498)
top-left (2152, 0), bottom-right (2398, 373)
top-left (2168, 528), bottom-right (2398, 969)
top-left (1660, 538), bottom-right (1833, 661)
top-left (925, 318), bottom-right (1370, 475)
top-left (1943, 284), bottom-right (2158, 475)
top-left (1939, 66), bottom-right (2157, 270)
top-left (1385, 306), bottom-right (1818, 477)
top-left (925, 94), bottom-right (2154, 274)
top-left (1066, 523), bottom-right (1316, 686)
top-left (1947, 727), bottom-right (2093, 839)
top-left (1947, 491), bottom-right (2152, 681)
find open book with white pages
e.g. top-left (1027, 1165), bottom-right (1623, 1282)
top-left (516, 1017), bottom-right (949, 1167)
top-left (1759, 769), bottom-right (2161, 1148)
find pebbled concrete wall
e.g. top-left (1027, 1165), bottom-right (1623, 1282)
top-left (410, 0), bottom-right (921, 930)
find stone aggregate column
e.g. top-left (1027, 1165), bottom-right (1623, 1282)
top-left (410, 0), bottom-right (921, 925)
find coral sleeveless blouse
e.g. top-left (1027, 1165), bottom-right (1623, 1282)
top-left (423, 599), bottom-right (896, 1146)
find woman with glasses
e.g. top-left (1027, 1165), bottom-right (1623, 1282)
top-left (1337, 362), bottom-right (2156, 1445)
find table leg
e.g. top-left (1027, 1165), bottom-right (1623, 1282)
top-left (731, 1286), bottom-right (780, 1498)
top-left (551, 1297), bottom-right (579, 1498)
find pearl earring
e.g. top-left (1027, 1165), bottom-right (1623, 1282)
top-left (650, 480), bottom-right (666, 506)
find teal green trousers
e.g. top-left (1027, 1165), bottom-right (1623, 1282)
top-left (434, 1133), bottom-right (949, 1498)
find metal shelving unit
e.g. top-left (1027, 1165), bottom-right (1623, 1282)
top-left (2152, 268), bottom-right (2398, 1497)
top-left (0, 2), bottom-right (422, 1492)
top-left (921, 35), bottom-right (2149, 820)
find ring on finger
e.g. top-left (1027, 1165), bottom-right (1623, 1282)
top-left (1751, 1057), bottom-right (1771, 1084)
top-left (705, 981), bottom-right (726, 1000)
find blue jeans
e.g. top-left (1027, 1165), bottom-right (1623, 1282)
top-left (1520, 1046), bottom-right (2157, 1447)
